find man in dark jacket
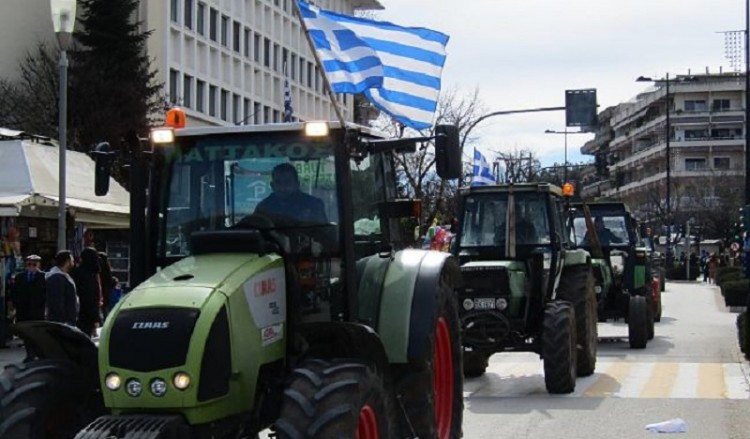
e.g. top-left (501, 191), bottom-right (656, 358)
top-left (45, 250), bottom-right (78, 325)
top-left (10, 254), bottom-right (46, 321)
top-left (72, 247), bottom-right (101, 337)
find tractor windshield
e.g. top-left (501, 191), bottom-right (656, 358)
top-left (156, 130), bottom-right (340, 258)
top-left (459, 192), bottom-right (551, 248)
top-left (571, 214), bottom-right (630, 247)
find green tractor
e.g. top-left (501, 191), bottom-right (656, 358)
top-left (0, 121), bottom-right (465, 438)
top-left (568, 201), bottom-right (659, 349)
top-left (451, 183), bottom-right (597, 394)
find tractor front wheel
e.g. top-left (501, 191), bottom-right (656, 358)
top-left (556, 264), bottom-right (598, 377)
top-left (274, 359), bottom-right (395, 439)
top-left (542, 301), bottom-right (577, 394)
top-left (0, 359), bottom-right (101, 439)
top-left (393, 279), bottom-right (463, 439)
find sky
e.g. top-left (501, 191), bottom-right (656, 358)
top-left (375, 0), bottom-right (746, 166)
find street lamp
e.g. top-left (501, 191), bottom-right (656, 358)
top-left (544, 129), bottom-right (586, 183)
top-left (50, 0), bottom-right (76, 252)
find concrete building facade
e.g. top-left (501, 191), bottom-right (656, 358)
top-left (0, 0), bottom-right (383, 128)
top-left (581, 73), bottom-right (746, 228)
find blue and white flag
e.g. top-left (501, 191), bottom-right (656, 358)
top-left (283, 62), bottom-right (293, 122)
top-left (297, 1), bottom-right (449, 130)
top-left (472, 149), bottom-right (495, 186)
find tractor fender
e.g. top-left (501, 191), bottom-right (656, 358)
top-left (297, 321), bottom-right (390, 379)
top-left (11, 321), bottom-right (99, 377)
top-left (360, 249), bottom-right (460, 364)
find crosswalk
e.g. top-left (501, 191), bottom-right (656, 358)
top-left (464, 360), bottom-right (750, 399)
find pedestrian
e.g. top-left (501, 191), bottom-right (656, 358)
top-left (707, 253), bottom-right (719, 284)
top-left (45, 250), bottom-right (78, 326)
top-left (9, 255), bottom-right (46, 322)
top-left (701, 251), bottom-right (709, 283)
top-left (109, 277), bottom-right (124, 309)
top-left (98, 251), bottom-right (115, 318)
top-left (72, 247), bottom-right (102, 337)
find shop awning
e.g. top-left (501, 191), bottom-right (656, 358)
top-left (0, 133), bottom-right (129, 227)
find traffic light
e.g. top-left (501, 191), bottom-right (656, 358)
top-left (91, 142), bottom-right (114, 196)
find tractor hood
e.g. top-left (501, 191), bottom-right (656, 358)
top-left (118, 253), bottom-right (270, 310)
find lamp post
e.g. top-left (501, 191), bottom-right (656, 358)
top-left (544, 129), bottom-right (586, 183)
top-left (50, 0), bottom-right (76, 252)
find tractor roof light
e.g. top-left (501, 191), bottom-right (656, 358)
top-left (562, 183), bottom-right (575, 197)
top-left (151, 128), bottom-right (175, 144)
top-left (304, 121), bottom-right (329, 137)
top-left (165, 107), bottom-right (186, 129)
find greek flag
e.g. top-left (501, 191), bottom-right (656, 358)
top-left (283, 62), bottom-right (293, 122)
top-left (472, 149), bottom-right (495, 186)
top-left (297, 1), bottom-right (449, 130)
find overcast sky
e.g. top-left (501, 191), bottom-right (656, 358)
top-left (376, 0), bottom-right (746, 166)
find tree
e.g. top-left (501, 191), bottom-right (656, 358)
top-left (70, 0), bottom-right (161, 155)
top-left (373, 86), bottom-right (486, 229)
top-left (493, 148), bottom-right (541, 183)
top-left (0, 43), bottom-right (59, 138)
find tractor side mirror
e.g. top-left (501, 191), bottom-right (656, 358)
top-left (91, 142), bottom-right (114, 196)
top-left (435, 124), bottom-right (461, 180)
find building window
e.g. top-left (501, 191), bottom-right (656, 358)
top-left (221, 15), bottom-right (229, 47)
top-left (209, 85), bottom-right (217, 116)
top-left (307, 62), bottom-right (313, 88)
top-left (299, 58), bottom-right (305, 84)
top-left (264, 38), bottom-right (271, 67)
top-left (184, 0), bottom-right (193, 29)
top-left (253, 34), bottom-right (261, 62)
top-left (291, 54), bottom-right (297, 80)
top-left (714, 157), bottom-right (730, 170)
top-left (685, 158), bottom-right (707, 171)
top-left (209, 8), bottom-right (218, 41)
top-left (684, 129), bottom-right (708, 140)
top-left (197, 2), bottom-right (205, 35)
top-left (169, 69), bottom-right (180, 105)
top-left (233, 21), bottom-right (241, 52)
top-left (170, 0), bottom-right (179, 22)
top-left (712, 99), bottom-right (731, 111)
top-left (196, 80), bottom-right (205, 112)
top-left (314, 67), bottom-right (320, 92)
top-left (221, 89), bottom-right (229, 121)
top-left (233, 94), bottom-right (240, 123)
top-left (282, 48), bottom-right (289, 72)
top-left (244, 28), bottom-right (251, 57)
top-left (264, 105), bottom-right (271, 123)
top-left (273, 44), bottom-right (280, 71)
top-left (684, 100), bottom-right (707, 112)
top-left (273, 110), bottom-right (280, 122)
top-left (243, 98), bottom-right (250, 123)
top-left (711, 128), bottom-right (741, 139)
top-left (183, 74), bottom-right (193, 108)
top-left (254, 102), bottom-right (261, 124)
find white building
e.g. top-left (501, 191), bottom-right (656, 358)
top-left (580, 72), bottom-right (746, 226)
top-left (0, 0), bottom-right (383, 127)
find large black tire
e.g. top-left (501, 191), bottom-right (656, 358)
top-left (647, 300), bottom-right (655, 340)
top-left (0, 359), bottom-right (101, 439)
top-left (392, 277), bottom-right (463, 439)
top-left (556, 264), bottom-right (598, 377)
top-left (542, 301), bottom-right (577, 394)
top-left (628, 296), bottom-right (649, 349)
top-left (274, 359), bottom-right (396, 439)
top-left (463, 350), bottom-right (489, 378)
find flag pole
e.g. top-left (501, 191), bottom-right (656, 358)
top-left (292, 1), bottom-right (348, 128)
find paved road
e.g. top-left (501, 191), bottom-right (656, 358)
top-left (3, 281), bottom-right (746, 438)
top-left (463, 281), bottom-right (750, 439)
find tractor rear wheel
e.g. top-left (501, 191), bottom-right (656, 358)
top-left (274, 359), bottom-right (395, 439)
top-left (628, 296), bottom-right (649, 349)
top-left (0, 359), bottom-right (100, 439)
top-left (463, 350), bottom-right (489, 378)
top-left (556, 264), bottom-right (598, 377)
top-left (542, 301), bottom-right (577, 394)
top-left (393, 279), bottom-right (462, 439)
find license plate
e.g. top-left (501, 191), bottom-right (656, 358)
top-left (474, 298), bottom-right (495, 310)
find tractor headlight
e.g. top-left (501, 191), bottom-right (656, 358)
top-left (150, 379), bottom-right (167, 397)
top-left (125, 379), bottom-right (142, 397)
top-left (462, 298), bottom-right (474, 310)
top-left (173, 372), bottom-right (191, 390)
top-left (105, 373), bottom-right (121, 391)
top-left (495, 298), bottom-right (508, 311)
